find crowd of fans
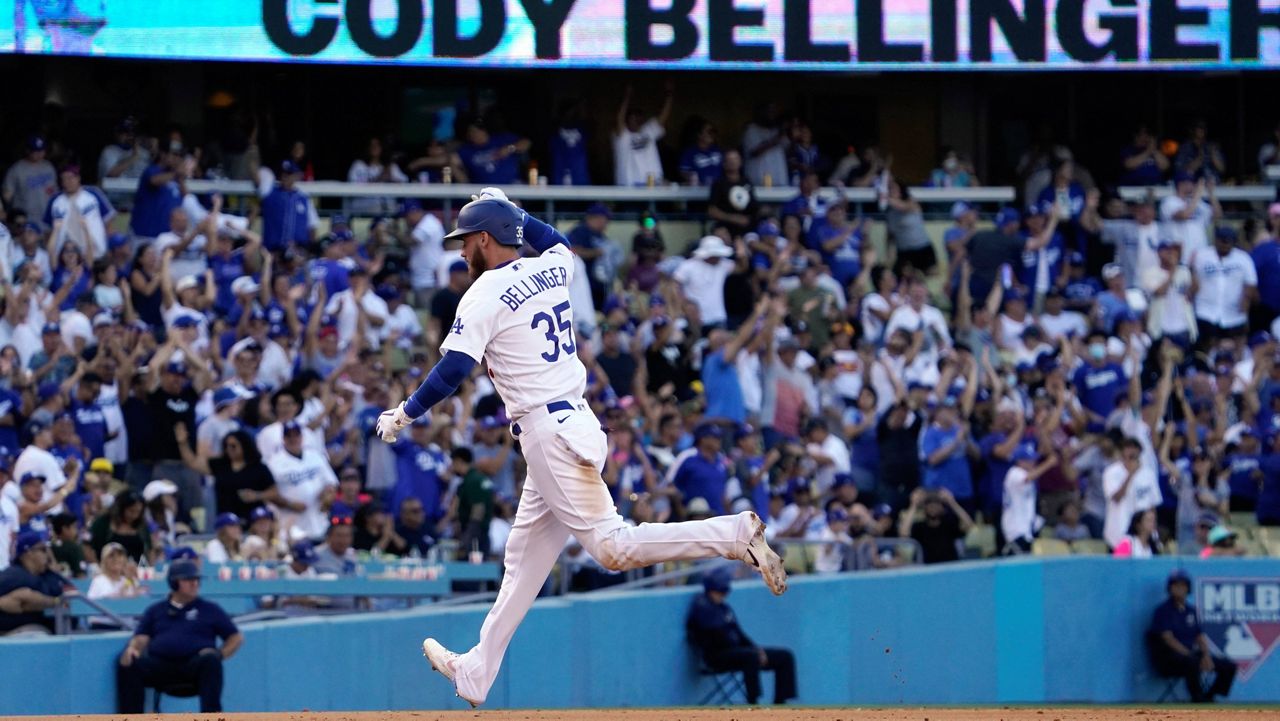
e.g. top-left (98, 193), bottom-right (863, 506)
top-left (1, 101), bottom-right (1280, 631)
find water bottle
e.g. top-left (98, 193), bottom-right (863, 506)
top-left (442, 166), bottom-right (452, 184)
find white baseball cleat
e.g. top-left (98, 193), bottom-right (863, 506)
top-left (741, 512), bottom-right (788, 595)
top-left (422, 638), bottom-right (481, 708)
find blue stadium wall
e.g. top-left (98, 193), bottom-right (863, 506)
top-left (2, 557), bottom-right (1278, 714)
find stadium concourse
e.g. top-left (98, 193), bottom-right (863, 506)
top-left (18, 708), bottom-right (1280, 721)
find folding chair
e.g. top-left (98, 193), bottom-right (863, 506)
top-left (697, 663), bottom-right (747, 705)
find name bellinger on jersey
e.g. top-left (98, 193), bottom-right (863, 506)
top-left (496, 265), bottom-right (570, 311)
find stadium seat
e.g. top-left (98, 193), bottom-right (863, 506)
top-left (1255, 526), bottom-right (1280, 543)
top-left (1031, 538), bottom-right (1072, 557)
top-left (1229, 511), bottom-right (1258, 531)
top-left (1070, 539), bottom-right (1110, 555)
top-left (780, 544), bottom-right (814, 575)
top-left (1238, 539), bottom-right (1266, 557)
top-left (964, 524), bottom-right (997, 558)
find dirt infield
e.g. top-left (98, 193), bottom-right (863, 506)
top-left (36, 708), bottom-right (1280, 721)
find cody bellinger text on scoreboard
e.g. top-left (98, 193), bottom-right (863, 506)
top-left (5, 0), bottom-right (1279, 69)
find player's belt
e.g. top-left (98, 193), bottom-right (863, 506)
top-left (511, 400), bottom-right (579, 436)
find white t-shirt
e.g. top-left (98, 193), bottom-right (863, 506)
top-left (325, 290), bottom-right (389, 350)
top-left (205, 537), bottom-right (238, 564)
top-left (98, 144), bottom-right (151, 182)
top-left (266, 449), bottom-right (339, 540)
top-left (99, 380), bottom-right (127, 464)
top-left (383, 304), bottom-right (423, 349)
top-left (48, 188), bottom-right (110, 261)
top-left (1159, 195), bottom-right (1214, 261)
top-left (672, 258), bottom-right (733, 327)
top-left (1133, 222), bottom-right (1161, 287)
top-left (61, 309), bottom-right (94, 351)
top-left (346, 160), bottom-right (408, 216)
top-left (154, 230), bottom-right (209, 280)
top-left (885, 304), bottom-right (952, 366)
top-left (1140, 265), bottom-right (1194, 336)
top-left (435, 249), bottom-right (464, 289)
top-left (226, 337), bottom-right (292, 391)
top-left (1002, 465), bottom-right (1038, 543)
top-left (809, 434), bottom-right (852, 494)
top-left (409, 213), bottom-right (446, 291)
top-left (10, 445), bottom-right (69, 510)
top-left (1191, 248), bottom-right (1257, 328)
top-left (87, 573), bottom-right (132, 599)
top-left (1102, 461), bottom-right (1161, 548)
top-left (860, 293), bottom-right (893, 345)
top-left (0, 493), bottom-right (17, 570)
top-left (439, 243), bottom-right (587, 421)
top-left (811, 525), bottom-right (848, 574)
top-left (735, 350), bottom-right (764, 416)
top-left (613, 119), bottom-right (665, 186)
top-left (1038, 310), bottom-right (1088, 341)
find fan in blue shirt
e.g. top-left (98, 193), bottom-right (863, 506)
top-left (671, 424), bottom-right (731, 515)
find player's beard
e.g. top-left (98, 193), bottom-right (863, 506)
top-left (468, 252), bottom-right (487, 279)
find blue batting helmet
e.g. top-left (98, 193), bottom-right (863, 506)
top-left (444, 198), bottom-right (525, 247)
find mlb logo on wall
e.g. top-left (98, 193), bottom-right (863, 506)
top-left (1197, 577), bottom-right (1280, 681)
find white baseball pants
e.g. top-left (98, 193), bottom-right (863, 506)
top-left (451, 405), bottom-right (757, 704)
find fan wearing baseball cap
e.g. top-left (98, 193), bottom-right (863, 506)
top-left (116, 559), bottom-right (243, 713)
top-left (0, 530), bottom-right (66, 635)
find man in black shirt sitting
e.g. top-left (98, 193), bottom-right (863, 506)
top-left (116, 560), bottom-right (243, 713)
top-left (0, 531), bottom-right (68, 636)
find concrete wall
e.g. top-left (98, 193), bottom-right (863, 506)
top-left (2, 557), bottom-right (1278, 714)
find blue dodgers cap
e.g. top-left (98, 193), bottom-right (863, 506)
top-left (585, 203), bottom-right (611, 218)
top-left (291, 541), bottom-right (318, 565)
top-left (1068, 251), bottom-right (1085, 266)
top-left (27, 134), bottom-right (46, 151)
top-left (757, 220), bottom-right (780, 236)
top-left (693, 422), bottom-right (722, 442)
top-left (282, 420), bottom-right (302, 435)
top-left (1215, 225), bottom-right (1238, 244)
top-left (166, 546), bottom-right (198, 561)
top-left (951, 201), bottom-right (973, 220)
top-left (249, 506), bottom-right (275, 522)
top-left (872, 503), bottom-right (894, 520)
top-left (411, 414), bottom-right (431, 428)
top-left (167, 559), bottom-right (201, 583)
top-left (651, 314), bottom-right (670, 329)
top-left (449, 259), bottom-right (469, 275)
top-left (375, 284), bottom-right (400, 301)
top-left (37, 382), bottom-right (61, 403)
top-left (831, 473), bottom-right (854, 489)
top-left (397, 199), bottom-right (423, 217)
top-left (995, 206), bottom-right (1021, 227)
top-left (1168, 568), bottom-right (1191, 586)
top-left (478, 415), bottom-right (502, 430)
top-left (213, 386), bottom-right (241, 409)
top-left (41, 322), bottom-right (60, 335)
top-left (108, 233), bottom-right (129, 249)
top-left (19, 471), bottom-right (46, 485)
top-left (281, 159), bottom-right (302, 175)
top-left (268, 323), bottom-right (289, 339)
top-left (1174, 170), bottom-right (1196, 184)
top-left (827, 507), bottom-right (849, 523)
top-left (14, 530), bottom-right (47, 557)
top-left (172, 314), bottom-right (199, 329)
top-left (329, 214), bottom-right (350, 229)
top-left (164, 361), bottom-right (188, 376)
top-left (1250, 331), bottom-right (1274, 347)
top-left (214, 512), bottom-right (241, 530)
top-left (444, 198), bottom-right (525, 247)
top-left (1157, 236), bottom-right (1180, 249)
top-left (702, 567), bottom-right (732, 594)
top-left (1013, 441), bottom-right (1039, 462)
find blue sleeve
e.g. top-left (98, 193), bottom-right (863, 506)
top-left (524, 213), bottom-right (570, 254)
top-left (920, 429), bottom-right (943, 462)
top-left (42, 196), bottom-right (55, 227)
top-left (678, 147), bottom-right (695, 175)
top-left (135, 603), bottom-right (159, 637)
top-left (404, 350), bottom-right (478, 418)
top-left (89, 186), bottom-right (114, 217)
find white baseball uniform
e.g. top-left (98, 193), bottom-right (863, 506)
top-left (439, 234), bottom-right (757, 706)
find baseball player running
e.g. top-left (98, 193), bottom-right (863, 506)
top-left (375, 187), bottom-right (787, 708)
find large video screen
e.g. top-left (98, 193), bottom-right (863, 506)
top-left (4, 0), bottom-right (1278, 70)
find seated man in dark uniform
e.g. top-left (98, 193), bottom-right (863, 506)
top-left (116, 560), bottom-right (244, 713)
top-left (0, 530), bottom-right (69, 636)
top-left (1149, 569), bottom-right (1236, 703)
top-left (686, 567), bottom-right (796, 705)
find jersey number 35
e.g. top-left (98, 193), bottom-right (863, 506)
top-left (531, 300), bottom-right (576, 363)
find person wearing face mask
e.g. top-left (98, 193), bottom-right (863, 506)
top-left (1072, 330), bottom-right (1128, 433)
